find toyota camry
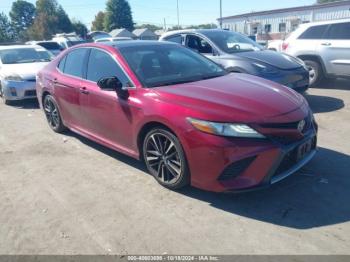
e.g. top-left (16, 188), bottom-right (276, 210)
top-left (36, 41), bottom-right (318, 192)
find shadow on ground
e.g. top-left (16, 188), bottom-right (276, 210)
top-left (7, 99), bottom-right (39, 109)
top-left (304, 93), bottom-right (344, 113)
top-left (63, 130), bottom-right (350, 230)
top-left (315, 78), bottom-right (350, 90)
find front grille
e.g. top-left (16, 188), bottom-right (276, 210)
top-left (218, 156), bottom-right (256, 181)
top-left (24, 90), bottom-right (36, 96)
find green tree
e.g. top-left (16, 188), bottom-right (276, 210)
top-left (0, 12), bottom-right (15, 42)
top-left (104, 0), bottom-right (134, 32)
top-left (72, 20), bottom-right (88, 38)
top-left (186, 23), bottom-right (217, 29)
top-left (9, 0), bottom-right (36, 38)
top-left (92, 11), bottom-right (105, 31)
top-left (27, 0), bottom-right (73, 40)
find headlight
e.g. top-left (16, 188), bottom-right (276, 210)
top-left (4, 74), bottom-right (23, 81)
top-left (252, 62), bottom-right (278, 74)
top-left (187, 118), bottom-right (265, 138)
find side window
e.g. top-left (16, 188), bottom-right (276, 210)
top-left (298, 25), bottom-right (328, 39)
top-left (58, 55), bottom-right (66, 72)
top-left (326, 22), bottom-right (350, 40)
top-left (86, 49), bottom-right (130, 84)
top-left (186, 35), bottom-right (213, 54)
top-left (165, 35), bottom-right (182, 44)
top-left (63, 48), bottom-right (88, 78)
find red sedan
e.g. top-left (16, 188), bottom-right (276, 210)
top-left (36, 41), bottom-right (318, 192)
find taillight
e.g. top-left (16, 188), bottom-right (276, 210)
top-left (282, 42), bottom-right (289, 51)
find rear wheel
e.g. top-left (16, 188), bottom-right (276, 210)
top-left (304, 60), bottom-right (323, 87)
top-left (43, 95), bottom-right (66, 133)
top-left (143, 128), bottom-right (190, 189)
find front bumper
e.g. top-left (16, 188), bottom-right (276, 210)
top-left (264, 68), bottom-right (309, 93)
top-left (1, 79), bottom-right (37, 101)
top-left (182, 127), bottom-right (317, 193)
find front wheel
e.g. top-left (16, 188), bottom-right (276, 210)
top-left (0, 83), bottom-right (10, 105)
top-left (304, 60), bottom-right (323, 87)
top-left (143, 128), bottom-right (190, 189)
top-left (43, 95), bottom-right (66, 133)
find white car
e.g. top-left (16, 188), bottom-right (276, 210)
top-left (0, 45), bottom-right (52, 104)
top-left (94, 37), bottom-right (133, 43)
top-left (282, 19), bottom-right (350, 86)
top-left (52, 33), bottom-right (85, 49)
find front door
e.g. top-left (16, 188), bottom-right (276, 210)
top-left (79, 48), bottom-right (137, 152)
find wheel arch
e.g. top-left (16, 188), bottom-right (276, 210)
top-left (297, 55), bottom-right (327, 75)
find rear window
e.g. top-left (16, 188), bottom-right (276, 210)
top-left (326, 22), bottom-right (350, 40)
top-left (37, 42), bottom-right (62, 50)
top-left (298, 25), bottom-right (328, 39)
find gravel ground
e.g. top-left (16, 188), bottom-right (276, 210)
top-left (0, 79), bottom-right (349, 255)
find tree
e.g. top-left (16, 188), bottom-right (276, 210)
top-left (9, 0), bottom-right (36, 38)
top-left (56, 6), bottom-right (72, 33)
top-left (186, 23), bottom-right (218, 29)
top-left (135, 24), bottom-right (162, 32)
top-left (27, 0), bottom-right (72, 40)
top-left (0, 13), bottom-right (15, 43)
top-left (72, 20), bottom-right (88, 38)
top-left (104, 0), bottom-right (134, 32)
top-left (92, 11), bottom-right (105, 31)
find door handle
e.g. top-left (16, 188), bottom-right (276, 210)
top-left (53, 78), bottom-right (58, 84)
top-left (80, 87), bottom-right (89, 95)
top-left (321, 42), bottom-right (332, 46)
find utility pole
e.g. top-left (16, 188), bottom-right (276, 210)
top-left (220, 0), bottom-right (223, 29)
top-left (177, 0), bottom-right (180, 29)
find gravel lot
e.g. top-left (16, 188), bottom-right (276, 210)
top-left (0, 79), bottom-right (349, 255)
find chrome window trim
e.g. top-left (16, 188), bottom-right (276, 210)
top-left (56, 46), bottom-right (136, 89)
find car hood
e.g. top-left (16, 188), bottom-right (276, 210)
top-left (234, 50), bottom-right (302, 70)
top-left (153, 73), bottom-right (306, 123)
top-left (0, 62), bottom-right (49, 80)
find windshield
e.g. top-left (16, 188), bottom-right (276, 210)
top-left (119, 44), bottom-right (227, 88)
top-left (202, 30), bottom-right (263, 54)
top-left (37, 42), bottom-right (62, 50)
top-left (0, 48), bottom-right (53, 64)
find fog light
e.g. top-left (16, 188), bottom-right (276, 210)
top-left (10, 87), bottom-right (17, 96)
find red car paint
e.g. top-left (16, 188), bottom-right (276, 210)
top-left (36, 42), bottom-right (317, 192)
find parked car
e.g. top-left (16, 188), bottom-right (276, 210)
top-left (0, 45), bottom-right (52, 104)
top-left (52, 33), bottom-right (86, 49)
top-left (94, 37), bottom-right (133, 43)
top-left (26, 41), bottom-right (65, 56)
top-left (160, 29), bottom-right (310, 93)
top-left (267, 40), bottom-right (284, 52)
top-left (36, 41), bottom-right (317, 192)
top-left (87, 31), bottom-right (111, 42)
top-left (282, 19), bottom-right (350, 86)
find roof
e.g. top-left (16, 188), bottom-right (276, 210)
top-left (95, 40), bottom-right (175, 49)
top-left (132, 28), bottom-right (157, 37)
top-left (109, 28), bottom-right (136, 38)
top-left (219, 0), bottom-right (350, 21)
top-left (0, 45), bottom-right (44, 50)
top-left (160, 29), bottom-right (223, 39)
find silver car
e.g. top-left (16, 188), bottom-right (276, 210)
top-left (282, 19), bottom-right (350, 86)
top-left (0, 45), bottom-right (52, 105)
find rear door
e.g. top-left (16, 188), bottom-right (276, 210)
top-left (54, 48), bottom-right (89, 128)
top-left (319, 22), bottom-right (350, 76)
top-left (295, 24), bottom-right (329, 55)
top-left (185, 34), bottom-right (221, 64)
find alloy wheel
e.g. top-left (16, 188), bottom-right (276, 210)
top-left (144, 132), bottom-right (183, 185)
top-left (44, 97), bottom-right (60, 129)
top-left (307, 65), bottom-right (316, 85)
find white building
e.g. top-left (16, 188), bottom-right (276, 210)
top-left (218, 0), bottom-right (350, 40)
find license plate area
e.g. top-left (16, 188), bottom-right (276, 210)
top-left (296, 136), bottom-right (316, 161)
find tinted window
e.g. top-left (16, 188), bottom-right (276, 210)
top-left (165, 35), bottom-right (182, 44)
top-left (299, 25), bottom-right (328, 39)
top-left (119, 44), bottom-right (227, 88)
top-left (58, 55), bottom-right (66, 71)
top-left (86, 49), bottom-right (129, 84)
top-left (63, 48), bottom-right (88, 78)
top-left (186, 35), bottom-right (213, 54)
top-left (326, 22), bottom-right (350, 40)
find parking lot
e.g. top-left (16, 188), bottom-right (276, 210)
top-left (0, 79), bottom-right (349, 255)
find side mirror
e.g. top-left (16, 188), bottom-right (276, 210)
top-left (97, 76), bottom-right (129, 99)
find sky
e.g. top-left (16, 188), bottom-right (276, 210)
top-left (0, 0), bottom-right (315, 29)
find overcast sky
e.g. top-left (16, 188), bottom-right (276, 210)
top-left (0, 0), bottom-right (314, 28)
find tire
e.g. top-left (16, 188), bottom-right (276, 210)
top-left (143, 128), bottom-right (190, 190)
top-left (0, 83), bottom-right (10, 105)
top-left (304, 60), bottom-right (324, 87)
top-left (43, 95), bottom-right (66, 133)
